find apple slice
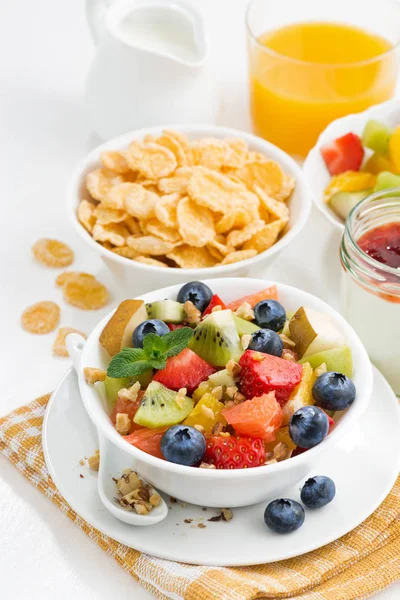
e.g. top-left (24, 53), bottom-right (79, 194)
top-left (289, 307), bottom-right (345, 358)
top-left (100, 299), bottom-right (147, 356)
top-left (299, 346), bottom-right (353, 377)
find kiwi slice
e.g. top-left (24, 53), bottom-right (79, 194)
top-left (104, 371), bottom-right (153, 412)
top-left (146, 299), bottom-right (185, 323)
top-left (133, 381), bottom-right (194, 428)
top-left (189, 309), bottom-right (243, 367)
top-left (232, 314), bottom-right (260, 336)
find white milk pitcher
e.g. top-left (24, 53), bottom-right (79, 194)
top-left (85, 0), bottom-right (219, 139)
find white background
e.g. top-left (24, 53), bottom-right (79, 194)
top-left (0, 0), bottom-right (398, 598)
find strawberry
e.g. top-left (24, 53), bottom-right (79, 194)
top-left (153, 348), bottom-right (215, 394)
top-left (320, 133), bottom-right (364, 175)
top-left (167, 323), bottom-right (185, 331)
top-left (203, 435), bottom-right (266, 469)
top-left (202, 294), bottom-right (227, 317)
top-left (239, 350), bottom-right (303, 406)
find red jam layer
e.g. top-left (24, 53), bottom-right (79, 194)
top-left (358, 222), bottom-right (400, 269)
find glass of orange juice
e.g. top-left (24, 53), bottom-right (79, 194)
top-left (247, 0), bottom-right (400, 158)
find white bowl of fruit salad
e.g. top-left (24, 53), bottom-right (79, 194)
top-left (76, 278), bottom-right (372, 508)
top-left (304, 98), bottom-right (400, 231)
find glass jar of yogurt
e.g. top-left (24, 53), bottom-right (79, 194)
top-left (340, 190), bottom-right (400, 395)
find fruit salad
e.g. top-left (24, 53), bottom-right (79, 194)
top-left (320, 120), bottom-right (400, 221)
top-left (86, 281), bottom-right (356, 469)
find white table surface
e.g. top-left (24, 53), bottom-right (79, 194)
top-left (0, 0), bottom-right (398, 598)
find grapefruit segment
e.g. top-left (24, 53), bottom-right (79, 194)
top-left (124, 427), bottom-right (167, 459)
top-left (222, 392), bottom-right (283, 441)
top-left (226, 285), bottom-right (278, 311)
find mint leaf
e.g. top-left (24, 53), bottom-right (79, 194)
top-left (143, 333), bottom-right (166, 360)
top-left (162, 327), bottom-right (194, 358)
top-left (107, 347), bottom-right (153, 378)
top-left (150, 358), bottom-right (167, 371)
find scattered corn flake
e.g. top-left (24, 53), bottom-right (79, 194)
top-left (134, 256), bottom-right (169, 268)
top-left (177, 196), bottom-right (215, 247)
top-left (56, 271), bottom-right (96, 287)
top-left (53, 327), bottom-right (87, 357)
top-left (191, 138), bottom-right (231, 170)
top-left (63, 275), bottom-right (109, 310)
top-left (32, 239), bottom-right (74, 268)
top-left (86, 168), bottom-right (124, 202)
top-left (127, 235), bottom-right (178, 256)
top-left (220, 249), bottom-right (257, 265)
top-left (167, 245), bottom-right (217, 269)
top-left (154, 193), bottom-right (180, 227)
top-left (100, 150), bottom-right (130, 174)
top-left (21, 301), bottom-right (60, 334)
top-left (111, 246), bottom-right (138, 259)
top-left (127, 141), bottom-right (177, 179)
top-left (92, 222), bottom-right (129, 247)
top-left (145, 218), bottom-right (181, 243)
top-left (226, 220), bottom-right (266, 247)
top-left (94, 205), bottom-right (127, 225)
top-left (235, 160), bottom-right (286, 199)
top-left (242, 220), bottom-right (282, 253)
top-left (77, 200), bottom-right (97, 233)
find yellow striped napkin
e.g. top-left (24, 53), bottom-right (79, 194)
top-left (0, 394), bottom-right (399, 600)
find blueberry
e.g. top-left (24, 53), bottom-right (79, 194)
top-left (177, 281), bottom-right (213, 312)
top-left (289, 406), bottom-right (329, 449)
top-left (161, 425), bottom-right (206, 466)
top-left (312, 372), bottom-right (356, 411)
top-left (254, 300), bottom-right (286, 332)
top-left (301, 476), bottom-right (336, 509)
top-left (264, 498), bottom-right (305, 534)
top-left (132, 319), bottom-right (169, 348)
top-left (248, 329), bottom-right (283, 356)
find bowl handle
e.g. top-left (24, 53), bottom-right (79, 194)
top-left (65, 334), bottom-right (87, 373)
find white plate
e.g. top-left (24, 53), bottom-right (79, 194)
top-left (43, 366), bottom-right (400, 567)
top-left (303, 98), bottom-right (400, 231)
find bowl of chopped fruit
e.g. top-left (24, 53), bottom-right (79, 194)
top-left (304, 98), bottom-right (400, 230)
top-left (71, 278), bottom-right (372, 507)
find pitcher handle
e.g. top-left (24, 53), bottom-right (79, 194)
top-left (85, 0), bottom-right (113, 45)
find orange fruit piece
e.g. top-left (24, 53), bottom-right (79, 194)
top-left (222, 392), bottom-right (283, 441)
top-left (124, 427), bottom-right (167, 459)
top-left (225, 285), bottom-right (278, 311)
top-left (324, 171), bottom-right (376, 203)
top-left (184, 393), bottom-right (226, 435)
top-left (265, 425), bottom-right (297, 453)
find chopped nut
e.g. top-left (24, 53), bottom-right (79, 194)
top-left (265, 458), bottom-right (278, 465)
top-left (252, 352), bottom-right (266, 362)
top-left (198, 522), bottom-right (207, 528)
top-left (233, 391), bottom-right (246, 404)
top-left (226, 359), bottom-right (242, 379)
top-left (224, 400), bottom-right (235, 408)
top-left (150, 493), bottom-right (161, 507)
top-left (88, 451), bottom-right (100, 471)
top-left (118, 381), bottom-right (141, 402)
top-left (177, 387), bottom-right (187, 397)
top-left (241, 334), bottom-right (252, 350)
top-left (211, 386), bottom-right (223, 400)
top-left (221, 508), bottom-right (233, 522)
top-left (79, 459), bottom-right (85, 466)
top-left (117, 477), bottom-right (134, 496)
top-left (279, 333), bottom-right (296, 348)
top-left (170, 496), bottom-right (177, 503)
top-left (79, 474), bottom-right (84, 479)
top-left (194, 424), bottom-right (205, 433)
top-left (219, 431), bottom-right (230, 438)
top-left (211, 305), bottom-right (222, 312)
top-left (200, 461), bottom-right (216, 469)
top-left (184, 518), bottom-right (193, 524)
top-left (211, 421), bottom-right (224, 435)
top-left (84, 367), bottom-right (106, 384)
top-left (183, 300), bottom-right (201, 324)
top-left (282, 349), bottom-right (298, 362)
top-left (201, 405), bottom-right (215, 419)
top-left (208, 513), bottom-right (222, 522)
top-left (226, 385), bottom-right (238, 399)
top-left (273, 442), bottom-right (291, 462)
top-left (235, 302), bottom-right (255, 321)
top-left (315, 362), bottom-right (328, 377)
top-left (134, 503), bottom-right (149, 515)
top-left (128, 471), bottom-right (141, 490)
top-left (115, 413), bottom-right (131, 435)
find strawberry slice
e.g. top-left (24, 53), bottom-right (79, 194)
top-left (202, 294), bottom-right (227, 317)
top-left (167, 323), bottom-right (185, 331)
top-left (203, 435), bottom-right (266, 469)
top-left (320, 133), bottom-right (364, 175)
top-left (153, 348), bottom-right (215, 394)
top-left (226, 285), bottom-right (278, 311)
top-left (222, 392), bottom-right (283, 441)
top-left (239, 350), bottom-right (303, 406)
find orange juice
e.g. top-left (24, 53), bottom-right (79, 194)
top-left (249, 22), bottom-right (397, 157)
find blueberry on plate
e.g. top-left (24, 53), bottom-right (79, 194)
top-left (161, 425), bottom-right (206, 466)
top-left (132, 319), bottom-right (169, 348)
top-left (248, 329), bottom-right (283, 357)
top-left (264, 498), bottom-right (305, 534)
top-left (177, 281), bottom-right (213, 312)
top-left (289, 406), bottom-right (329, 449)
top-left (254, 300), bottom-right (286, 332)
top-left (312, 372), bottom-right (356, 411)
top-left (301, 476), bottom-right (336, 509)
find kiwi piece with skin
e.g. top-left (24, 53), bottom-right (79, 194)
top-left (189, 309), bottom-right (243, 367)
top-left (133, 381), bottom-right (193, 429)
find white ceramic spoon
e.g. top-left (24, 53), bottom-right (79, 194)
top-left (66, 333), bottom-right (168, 526)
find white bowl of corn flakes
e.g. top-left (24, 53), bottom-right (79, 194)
top-left (68, 126), bottom-right (311, 292)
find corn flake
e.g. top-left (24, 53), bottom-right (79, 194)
top-left (92, 222), bottom-right (129, 247)
top-left (158, 167), bottom-right (193, 195)
top-left (167, 245), bottom-right (217, 269)
top-left (243, 220), bottom-right (282, 253)
top-left (154, 193), bottom-right (179, 228)
top-left (145, 219), bottom-right (181, 243)
top-left (118, 183), bottom-right (158, 220)
top-left (56, 271), bottom-right (96, 288)
top-left (21, 301), bottom-right (60, 334)
top-left (94, 205), bottom-right (127, 225)
top-left (111, 246), bottom-right (138, 259)
top-left (127, 235), bottom-right (178, 256)
top-left (127, 141), bottom-right (177, 179)
top-left (63, 275), bottom-right (109, 310)
top-left (188, 167), bottom-right (246, 213)
top-left (235, 160), bottom-right (286, 199)
top-left (177, 196), bottom-right (215, 247)
top-left (221, 249), bottom-right (258, 265)
top-left (226, 220), bottom-right (266, 247)
top-left (255, 186), bottom-right (289, 227)
top-left (32, 239), bottom-right (74, 268)
top-left (53, 327), bottom-right (87, 357)
top-left (157, 132), bottom-right (189, 167)
top-left (77, 200), bottom-right (97, 233)
top-left (134, 256), bottom-right (169, 268)
top-left (215, 209), bottom-right (251, 234)
top-left (190, 138), bottom-right (231, 170)
top-left (86, 168), bottom-right (124, 202)
top-left (100, 151), bottom-right (130, 174)
top-left (223, 139), bottom-right (249, 169)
